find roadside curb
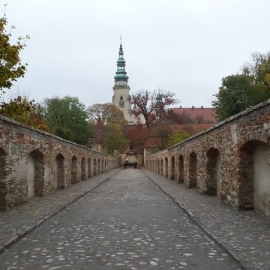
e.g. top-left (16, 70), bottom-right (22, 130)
top-left (141, 168), bottom-right (247, 270)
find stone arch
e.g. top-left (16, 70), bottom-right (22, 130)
top-left (189, 152), bottom-right (197, 188)
top-left (206, 148), bottom-right (221, 195)
top-left (88, 158), bottom-right (91, 178)
top-left (56, 153), bottom-right (65, 189)
top-left (238, 140), bottom-right (270, 216)
top-left (0, 148), bottom-right (8, 209)
top-left (71, 156), bottom-right (78, 184)
top-left (28, 149), bottom-right (45, 197)
top-left (81, 157), bottom-right (86, 180)
top-left (178, 155), bottom-right (184, 183)
top-left (93, 158), bottom-right (97, 176)
top-left (165, 157), bottom-right (169, 178)
top-left (171, 156), bottom-right (175, 180)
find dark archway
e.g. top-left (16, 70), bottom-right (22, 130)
top-left (237, 140), bottom-right (270, 214)
top-left (88, 158), bottom-right (91, 178)
top-left (0, 148), bottom-right (8, 209)
top-left (97, 159), bottom-right (101, 175)
top-left (28, 149), bottom-right (45, 196)
top-left (56, 153), bottom-right (65, 189)
top-left (165, 157), bottom-right (168, 178)
top-left (71, 156), bottom-right (78, 184)
top-left (206, 148), bottom-right (220, 195)
top-left (178, 155), bottom-right (184, 183)
top-left (81, 157), bottom-right (86, 180)
top-left (93, 158), bottom-right (97, 176)
top-left (189, 152), bottom-right (197, 188)
top-left (171, 156), bottom-right (175, 180)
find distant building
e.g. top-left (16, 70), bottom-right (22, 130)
top-left (88, 123), bottom-right (144, 166)
top-left (112, 40), bottom-right (134, 123)
top-left (172, 106), bottom-right (217, 124)
top-left (89, 41), bottom-right (217, 165)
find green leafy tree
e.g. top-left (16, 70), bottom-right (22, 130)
top-left (167, 131), bottom-right (192, 148)
top-left (103, 124), bottom-right (127, 155)
top-left (43, 96), bottom-right (92, 145)
top-left (0, 96), bottom-right (50, 131)
top-left (242, 52), bottom-right (270, 87)
top-left (212, 75), bottom-right (254, 121)
top-left (0, 11), bottom-right (29, 94)
top-left (212, 52), bottom-right (270, 121)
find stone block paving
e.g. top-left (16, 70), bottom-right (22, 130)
top-left (141, 168), bottom-right (270, 270)
top-left (0, 167), bottom-right (270, 270)
top-left (0, 168), bottom-right (121, 253)
top-left (0, 168), bottom-right (241, 270)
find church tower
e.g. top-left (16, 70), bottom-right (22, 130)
top-left (112, 39), bottom-right (133, 123)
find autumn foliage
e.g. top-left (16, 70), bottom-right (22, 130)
top-left (86, 103), bottom-right (127, 125)
top-left (130, 89), bottom-right (179, 128)
top-left (0, 96), bottom-right (50, 131)
top-left (0, 14), bottom-right (29, 93)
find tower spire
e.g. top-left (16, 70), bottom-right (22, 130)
top-left (112, 39), bottom-right (133, 123)
top-left (114, 38), bottom-right (129, 82)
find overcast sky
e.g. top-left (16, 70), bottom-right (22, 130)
top-left (2, 0), bottom-right (270, 108)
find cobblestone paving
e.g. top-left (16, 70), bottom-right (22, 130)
top-left (0, 169), bottom-right (241, 269)
top-left (142, 168), bottom-right (270, 270)
top-left (0, 169), bottom-right (121, 252)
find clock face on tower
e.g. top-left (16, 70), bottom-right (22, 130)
top-left (119, 100), bottom-right (124, 108)
top-left (119, 96), bottom-right (124, 108)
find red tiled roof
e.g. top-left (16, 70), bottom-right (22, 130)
top-left (172, 107), bottom-right (217, 123)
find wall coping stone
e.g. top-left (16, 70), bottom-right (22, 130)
top-left (0, 114), bottom-right (108, 156)
top-left (153, 98), bottom-right (270, 155)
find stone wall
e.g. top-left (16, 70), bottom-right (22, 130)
top-left (0, 116), bottom-right (119, 210)
top-left (145, 100), bottom-right (270, 218)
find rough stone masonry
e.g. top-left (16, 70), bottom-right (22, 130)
top-left (145, 100), bottom-right (270, 218)
top-left (0, 115), bottom-right (119, 210)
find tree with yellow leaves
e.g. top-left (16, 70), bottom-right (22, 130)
top-left (0, 8), bottom-right (29, 94)
top-left (0, 96), bottom-right (50, 132)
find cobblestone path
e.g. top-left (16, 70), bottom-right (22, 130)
top-left (0, 169), bottom-right (242, 269)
